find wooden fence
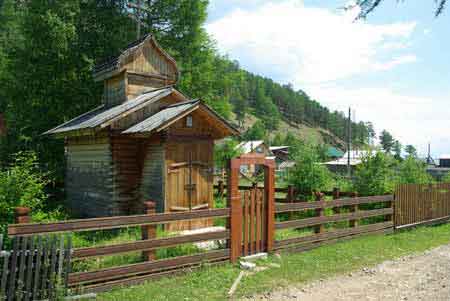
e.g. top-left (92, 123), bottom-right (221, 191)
top-left (0, 234), bottom-right (71, 301)
top-left (274, 193), bottom-right (395, 252)
top-left (395, 183), bottom-right (450, 228)
top-left (7, 204), bottom-right (231, 294)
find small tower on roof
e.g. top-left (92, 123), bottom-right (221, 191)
top-left (93, 34), bottom-right (179, 107)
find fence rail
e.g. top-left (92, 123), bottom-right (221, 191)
top-left (274, 193), bottom-right (394, 252)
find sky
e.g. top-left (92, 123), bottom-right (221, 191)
top-left (205, 0), bottom-right (450, 158)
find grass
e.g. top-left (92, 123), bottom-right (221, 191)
top-left (98, 222), bottom-right (450, 301)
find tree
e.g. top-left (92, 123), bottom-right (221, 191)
top-left (353, 151), bottom-right (398, 196)
top-left (347, 0), bottom-right (447, 19)
top-left (214, 139), bottom-right (242, 172)
top-left (398, 156), bottom-right (432, 184)
top-left (290, 144), bottom-right (333, 198)
top-left (393, 140), bottom-right (402, 161)
top-left (405, 145), bottom-right (418, 158)
top-left (379, 130), bottom-right (395, 153)
top-left (242, 120), bottom-right (266, 141)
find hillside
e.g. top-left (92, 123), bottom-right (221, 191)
top-left (231, 111), bottom-right (346, 149)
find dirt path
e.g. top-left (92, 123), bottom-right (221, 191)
top-left (244, 244), bottom-right (450, 301)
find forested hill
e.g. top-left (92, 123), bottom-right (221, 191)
top-left (0, 0), bottom-right (375, 172)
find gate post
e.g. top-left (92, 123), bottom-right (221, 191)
top-left (264, 159), bottom-right (275, 253)
top-left (228, 158), bottom-right (242, 263)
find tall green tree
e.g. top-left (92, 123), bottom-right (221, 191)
top-left (405, 145), bottom-right (418, 157)
top-left (379, 130), bottom-right (395, 153)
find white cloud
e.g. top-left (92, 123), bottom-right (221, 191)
top-left (305, 84), bottom-right (450, 156)
top-left (206, 0), bottom-right (417, 85)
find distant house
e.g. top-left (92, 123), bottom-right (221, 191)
top-left (323, 150), bottom-right (368, 173)
top-left (269, 146), bottom-right (290, 168)
top-left (326, 146), bottom-right (344, 159)
top-left (0, 113), bottom-right (6, 136)
top-left (427, 154), bottom-right (450, 180)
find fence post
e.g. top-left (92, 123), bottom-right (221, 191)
top-left (218, 180), bottom-right (225, 197)
top-left (264, 160), bottom-right (276, 253)
top-left (229, 159), bottom-right (242, 263)
top-left (314, 192), bottom-right (325, 234)
top-left (349, 192), bottom-right (359, 227)
top-left (332, 187), bottom-right (340, 214)
top-left (287, 185), bottom-right (295, 219)
top-left (142, 201), bottom-right (156, 261)
top-left (15, 207), bottom-right (31, 224)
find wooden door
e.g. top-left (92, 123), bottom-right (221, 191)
top-left (166, 141), bottom-right (214, 231)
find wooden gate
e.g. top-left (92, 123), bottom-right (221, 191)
top-left (166, 141), bottom-right (214, 230)
top-left (227, 153), bottom-right (275, 262)
top-left (242, 187), bottom-right (266, 256)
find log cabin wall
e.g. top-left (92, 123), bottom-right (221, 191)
top-left (103, 72), bottom-right (127, 107)
top-left (65, 135), bottom-right (114, 217)
top-left (110, 136), bottom-right (143, 215)
top-left (140, 143), bottom-right (166, 213)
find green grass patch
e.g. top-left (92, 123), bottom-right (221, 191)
top-left (98, 223), bottom-right (450, 301)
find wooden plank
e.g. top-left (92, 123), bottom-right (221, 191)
top-left (64, 236), bottom-right (72, 296)
top-left (0, 244), bottom-right (9, 299)
top-left (275, 208), bottom-right (393, 230)
top-left (279, 228), bottom-right (393, 254)
top-left (68, 249), bottom-right (230, 286)
top-left (40, 237), bottom-right (50, 299)
top-left (256, 189), bottom-right (262, 253)
top-left (250, 189), bottom-right (256, 254)
top-left (82, 259), bottom-right (227, 294)
top-left (32, 236), bottom-right (43, 301)
top-left (7, 237), bottom-right (20, 301)
top-left (275, 222), bottom-right (393, 249)
top-left (243, 191), bottom-right (249, 256)
top-left (73, 230), bottom-right (229, 259)
top-left (48, 236), bottom-right (58, 300)
top-left (17, 236), bottom-right (28, 300)
top-left (8, 208), bottom-right (231, 236)
top-left (24, 236), bottom-right (35, 301)
top-left (275, 195), bottom-right (394, 213)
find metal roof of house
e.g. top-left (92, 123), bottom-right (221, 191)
top-left (327, 147), bottom-right (344, 158)
top-left (236, 140), bottom-right (266, 154)
top-left (269, 146), bottom-right (289, 151)
top-left (122, 100), bottom-right (200, 134)
top-left (44, 87), bottom-right (174, 135)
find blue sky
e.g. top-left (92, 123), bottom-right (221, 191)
top-left (205, 0), bottom-right (450, 158)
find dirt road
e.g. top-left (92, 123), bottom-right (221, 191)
top-left (244, 244), bottom-right (450, 300)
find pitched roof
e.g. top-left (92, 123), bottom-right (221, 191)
top-left (44, 87), bottom-right (175, 135)
top-left (93, 34), bottom-right (179, 82)
top-left (236, 141), bottom-right (266, 154)
top-left (122, 100), bottom-right (239, 137)
top-left (327, 147), bottom-right (344, 158)
top-left (122, 100), bottom-right (200, 134)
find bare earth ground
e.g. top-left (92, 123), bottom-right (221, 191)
top-left (244, 244), bottom-right (450, 301)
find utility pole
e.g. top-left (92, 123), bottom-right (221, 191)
top-left (347, 107), bottom-right (352, 178)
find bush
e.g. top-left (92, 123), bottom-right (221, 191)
top-left (353, 151), bottom-right (398, 196)
top-left (398, 156), bottom-right (433, 184)
top-left (0, 151), bottom-right (52, 232)
top-left (290, 144), bottom-right (333, 198)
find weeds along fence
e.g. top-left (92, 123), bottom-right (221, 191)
top-left (395, 183), bottom-right (450, 228)
top-left (0, 234), bottom-right (71, 301)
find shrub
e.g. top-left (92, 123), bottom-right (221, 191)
top-left (353, 151), bottom-right (398, 196)
top-left (0, 151), bottom-right (50, 232)
top-left (290, 144), bottom-right (333, 198)
top-left (398, 156), bottom-right (433, 184)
